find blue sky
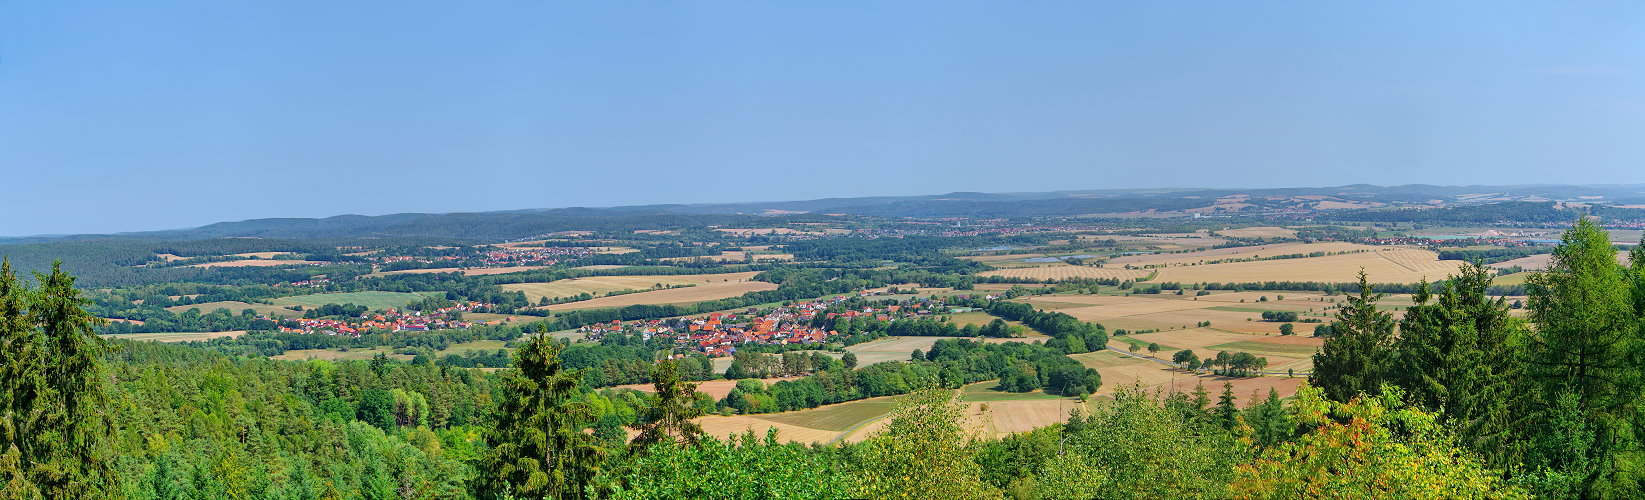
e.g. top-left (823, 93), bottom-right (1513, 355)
top-left (2, 1), bottom-right (1642, 236)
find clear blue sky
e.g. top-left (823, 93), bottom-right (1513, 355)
top-left (2, 2), bottom-right (1643, 236)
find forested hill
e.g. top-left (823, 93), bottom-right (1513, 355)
top-left (6, 183), bottom-right (1645, 242)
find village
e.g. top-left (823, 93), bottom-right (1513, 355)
top-left (274, 300), bottom-right (495, 335)
top-left (577, 291), bottom-right (958, 358)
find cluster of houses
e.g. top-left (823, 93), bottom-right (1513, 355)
top-left (578, 291), bottom-right (952, 358)
top-left (476, 246), bottom-right (596, 266)
top-left (371, 246), bottom-right (597, 269)
top-left (275, 301), bottom-right (494, 335)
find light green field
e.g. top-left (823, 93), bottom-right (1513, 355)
top-left (103, 331), bottom-right (248, 343)
top-left (960, 381), bottom-right (1069, 402)
top-left (270, 347), bottom-right (412, 361)
top-left (270, 291), bottom-right (436, 310)
top-left (436, 340), bottom-right (510, 357)
top-left (756, 394), bottom-right (912, 432)
top-left (1206, 340), bottom-right (1320, 357)
top-left (946, 311), bottom-right (1021, 327)
top-left (165, 301), bottom-right (302, 318)
top-left (1067, 350), bottom-right (1150, 369)
top-left (843, 336), bottom-right (954, 365)
top-left (1115, 336), bottom-right (1177, 352)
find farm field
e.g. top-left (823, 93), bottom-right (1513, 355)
top-left (271, 347), bottom-right (411, 362)
top-left (542, 280), bottom-right (778, 311)
top-left (1107, 241), bottom-right (1377, 266)
top-left (435, 340), bottom-right (510, 357)
top-left (165, 300), bottom-right (303, 318)
top-left (184, 259), bottom-right (315, 268)
top-left (503, 271), bottom-right (764, 302)
top-left (270, 291), bottom-right (436, 310)
top-left (660, 251), bottom-right (794, 262)
top-left (692, 393), bottom-right (912, 444)
top-left (1213, 226), bottom-right (1298, 238)
top-left (102, 330), bottom-right (248, 342)
top-left (372, 265), bottom-right (557, 277)
top-left (1488, 251), bottom-right (1630, 271)
top-left (616, 377), bottom-right (803, 400)
top-left (1150, 247), bottom-right (1466, 284)
top-left (974, 265), bottom-right (1151, 281)
top-left (843, 336), bottom-right (952, 365)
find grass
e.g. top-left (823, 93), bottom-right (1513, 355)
top-left (756, 394), bottom-right (911, 432)
top-left (960, 381), bottom-right (1069, 402)
top-left (1067, 350), bottom-right (1149, 369)
top-left (946, 311), bottom-right (1018, 327)
top-left (165, 300), bottom-right (302, 318)
top-left (103, 331), bottom-right (248, 342)
top-left (1114, 336), bottom-right (1177, 352)
top-left (271, 347), bottom-right (411, 362)
top-left (271, 291), bottom-right (437, 310)
top-left (1206, 340), bottom-right (1320, 357)
top-left (436, 340), bottom-right (510, 357)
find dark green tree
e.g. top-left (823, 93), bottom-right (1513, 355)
top-left (1522, 219), bottom-right (1641, 496)
top-left (477, 332), bottom-right (605, 499)
top-left (1310, 270), bottom-right (1395, 402)
top-left (1389, 263), bottom-right (1524, 469)
top-left (0, 261), bottom-right (119, 498)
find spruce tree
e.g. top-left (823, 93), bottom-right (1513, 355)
top-left (477, 331), bottom-right (604, 499)
top-left (0, 261), bottom-right (118, 498)
top-left (1310, 270), bottom-right (1395, 402)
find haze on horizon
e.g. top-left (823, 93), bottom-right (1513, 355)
top-left (2, 2), bottom-right (1643, 236)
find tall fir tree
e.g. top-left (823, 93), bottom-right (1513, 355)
top-left (477, 330), bottom-right (605, 499)
top-left (1310, 270), bottom-right (1396, 402)
top-left (1390, 262), bottom-right (1526, 468)
top-left (0, 261), bottom-right (118, 498)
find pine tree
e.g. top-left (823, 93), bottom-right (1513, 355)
top-left (1310, 270), bottom-right (1395, 402)
top-left (1522, 218), bottom-right (1640, 495)
top-left (629, 359), bottom-right (706, 451)
top-left (477, 331), bottom-right (605, 499)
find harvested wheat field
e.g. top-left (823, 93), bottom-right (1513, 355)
top-left (975, 265), bottom-right (1151, 281)
top-left (543, 280), bottom-right (777, 311)
top-left (1488, 251), bottom-right (1630, 271)
top-left (616, 377), bottom-right (802, 400)
top-left (185, 259), bottom-right (315, 268)
top-left (1214, 226), bottom-right (1298, 238)
top-left (504, 272), bottom-right (763, 302)
top-left (230, 252), bottom-right (289, 259)
top-left (1152, 247), bottom-right (1465, 284)
top-left (660, 251), bottom-right (794, 262)
top-left (968, 399), bottom-right (1080, 437)
top-left (102, 331), bottom-right (249, 342)
top-left (693, 416), bottom-right (839, 444)
top-left (1108, 242), bottom-right (1375, 266)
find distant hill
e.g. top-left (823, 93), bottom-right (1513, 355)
top-left (4, 183), bottom-right (1644, 242)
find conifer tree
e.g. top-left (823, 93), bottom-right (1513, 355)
top-left (0, 261), bottom-right (118, 498)
top-left (477, 330), bottom-right (604, 499)
top-left (1310, 270), bottom-right (1395, 402)
top-left (1522, 218), bottom-right (1640, 495)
